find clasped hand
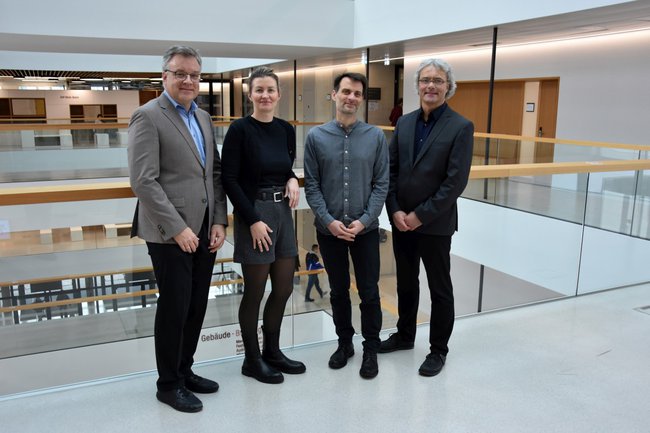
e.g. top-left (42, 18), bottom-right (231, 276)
top-left (327, 220), bottom-right (364, 242)
top-left (392, 211), bottom-right (422, 232)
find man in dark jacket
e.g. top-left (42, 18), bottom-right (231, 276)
top-left (379, 58), bottom-right (474, 378)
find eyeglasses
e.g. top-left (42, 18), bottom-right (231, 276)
top-left (418, 78), bottom-right (447, 86)
top-left (165, 69), bottom-right (201, 82)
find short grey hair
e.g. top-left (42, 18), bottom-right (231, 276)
top-left (414, 58), bottom-right (457, 99)
top-left (162, 46), bottom-right (202, 71)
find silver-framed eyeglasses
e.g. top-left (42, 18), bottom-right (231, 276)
top-left (165, 69), bottom-right (201, 82)
top-left (418, 78), bottom-right (447, 86)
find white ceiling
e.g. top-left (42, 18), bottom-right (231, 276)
top-left (1, 1), bottom-right (649, 80)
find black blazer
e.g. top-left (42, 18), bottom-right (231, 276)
top-left (386, 106), bottom-right (474, 236)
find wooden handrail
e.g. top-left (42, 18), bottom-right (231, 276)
top-left (469, 159), bottom-right (650, 179)
top-left (473, 132), bottom-right (650, 151)
top-left (0, 269), bottom-right (325, 314)
top-left (3, 159), bottom-right (650, 206)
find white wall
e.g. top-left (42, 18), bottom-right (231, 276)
top-left (403, 29), bottom-right (650, 147)
top-left (0, 89), bottom-right (140, 119)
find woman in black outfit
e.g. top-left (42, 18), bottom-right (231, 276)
top-left (222, 67), bottom-right (305, 384)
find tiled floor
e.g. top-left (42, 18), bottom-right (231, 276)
top-left (1, 283), bottom-right (648, 433)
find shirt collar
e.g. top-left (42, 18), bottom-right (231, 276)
top-left (163, 91), bottom-right (197, 114)
top-left (335, 119), bottom-right (359, 134)
top-left (418, 102), bottom-right (448, 123)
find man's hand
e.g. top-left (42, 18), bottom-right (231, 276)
top-left (404, 211), bottom-right (423, 230)
top-left (392, 211), bottom-right (410, 232)
top-left (347, 220), bottom-right (365, 236)
top-left (173, 227), bottom-right (199, 253)
top-left (209, 224), bottom-right (226, 253)
top-left (327, 220), bottom-right (356, 242)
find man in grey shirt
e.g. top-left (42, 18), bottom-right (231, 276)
top-left (304, 72), bottom-right (389, 379)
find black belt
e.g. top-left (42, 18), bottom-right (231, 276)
top-left (257, 191), bottom-right (285, 202)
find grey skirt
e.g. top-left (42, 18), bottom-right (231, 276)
top-left (233, 188), bottom-right (298, 264)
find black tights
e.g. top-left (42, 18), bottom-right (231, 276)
top-left (239, 256), bottom-right (295, 356)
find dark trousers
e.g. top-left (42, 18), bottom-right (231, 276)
top-left (147, 212), bottom-right (215, 391)
top-left (317, 229), bottom-right (382, 352)
top-left (392, 229), bottom-right (454, 356)
top-left (305, 274), bottom-right (323, 299)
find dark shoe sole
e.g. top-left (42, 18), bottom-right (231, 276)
top-left (263, 357), bottom-right (307, 375)
top-left (418, 366), bottom-right (443, 377)
top-left (359, 368), bottom-right (378, 379)
top-left (241, 366), bottom-right (284, 384)
top-left (185, 378), bottom-right (219, 394)
top-left (156, 392), bottom-right (202, 413)
top-left (328, 351), bottom-right (354, 369)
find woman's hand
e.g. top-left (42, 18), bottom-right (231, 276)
top-left (285, 177), bottom-right (300, 209)
top-left (250, 221), bottom-right (273, 252)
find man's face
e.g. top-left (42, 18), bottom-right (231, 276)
top-left (418, 65), bottom-right (449, 109)
top-left (332, 77), bottom-right (364, 116)
top-left (162, 55), bottom-right (201, 109)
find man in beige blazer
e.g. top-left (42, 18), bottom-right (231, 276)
top-left (128, 46), bottom-right (228, 413)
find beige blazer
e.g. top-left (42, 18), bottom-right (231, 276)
top-left (127, 94), bottom-right (228, 244)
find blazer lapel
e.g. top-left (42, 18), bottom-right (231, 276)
top-left (158, 96), bottom-right (204, 166)
top-left (401, 112), bottom-right (417, 168)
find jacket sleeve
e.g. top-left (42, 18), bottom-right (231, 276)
top-left (211, 119), bottom-right (228, 227)
top-left (385, 119), bottom-right (402, 218)
top-left (127, 107), bottom-right (186, 240)
top-left (304, 131), bottom-right (336, 229)
top-left (221, 121), bottom-right (260, 226)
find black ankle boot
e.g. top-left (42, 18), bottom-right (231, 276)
top-left (241, 356), bottom-right (284, 384)
top-left (262, 328), bottom-right (306, 374)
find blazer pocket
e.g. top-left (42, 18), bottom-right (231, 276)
top-left (169, 197), bottom-right (186, 208)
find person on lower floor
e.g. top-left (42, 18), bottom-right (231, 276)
top-left (304, 244), bottom-right (327, 301)
top-left (222, 67), bottom-right (305, 385)
top-left (379, 58), bottom-right (474, 377)
top-left (304, 72), bottom-right (389, 379)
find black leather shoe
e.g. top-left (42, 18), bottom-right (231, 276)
top-left (419, 353), bottom-right (446, 377)
top-left (156, 386), bottom-right (202, 413)
top-left (379, 333), bottom-right (414, 353)
top-left (328, 343), bottom-right (354, 369)
top-left (263, 351), bottom-right (306, 374)
top-left (359, 351), bottom-right (378, 379)
top-left (185, 374), bottom-right (219, 394)
top-left (242, 356), bottom-right (284, 384)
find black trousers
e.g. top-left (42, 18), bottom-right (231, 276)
top-left (147, 212), bottom-right (215, 391)
top-left (392, 229), bottom-right (454, 356)
top-left (317, 229), bottom-right (382, 352)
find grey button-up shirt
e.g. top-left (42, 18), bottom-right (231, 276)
top-left (304, 119), bottom-right (389, 235)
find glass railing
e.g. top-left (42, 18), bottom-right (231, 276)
top-left (1, 126), bottom-right (650, 395)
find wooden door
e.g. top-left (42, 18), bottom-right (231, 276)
top-left (535, 79), bottom-right (559, 162)
top-left (450, 80), bottom-right (524, 163)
